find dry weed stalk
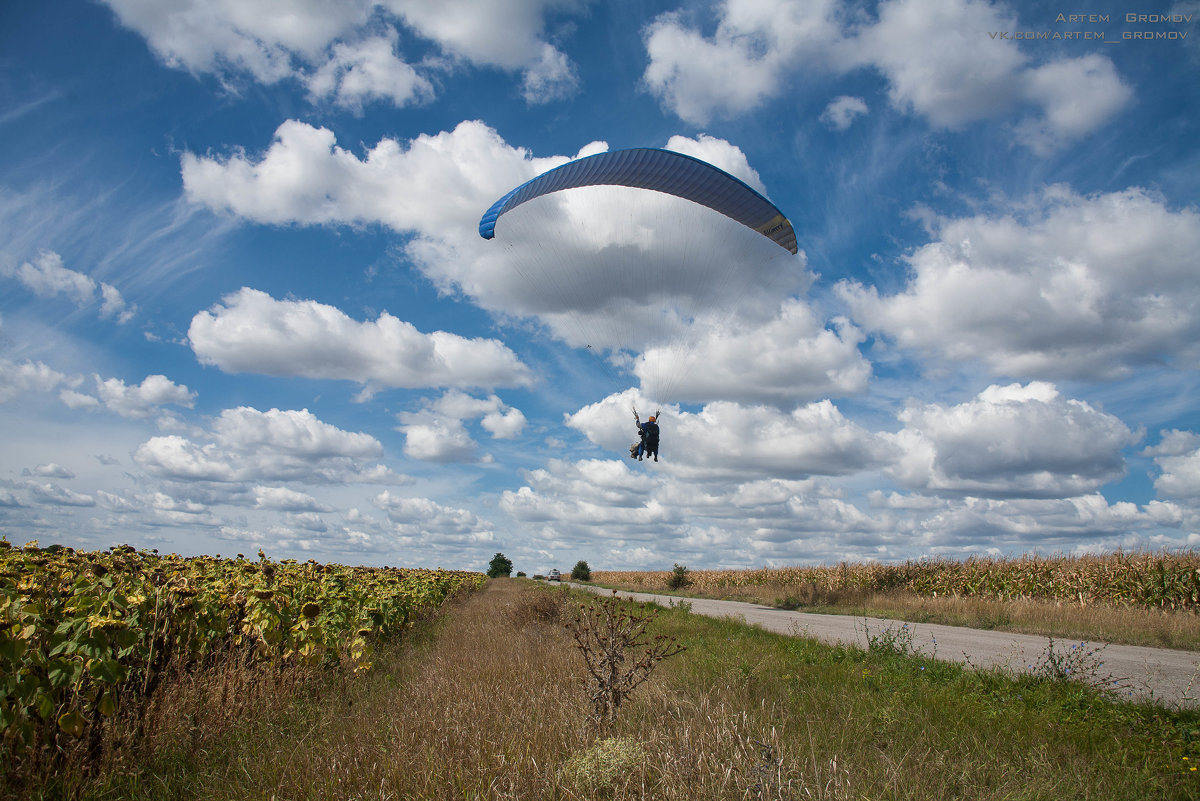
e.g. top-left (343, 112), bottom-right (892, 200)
top-left (747, 737), bottom-right (789, 800)
top-left (565, 590), bottom-right (684, 730)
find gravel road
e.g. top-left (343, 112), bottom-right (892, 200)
top-left (563, 582), bottom-right (1200, 708)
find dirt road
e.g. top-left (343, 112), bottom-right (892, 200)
top-left (564, 582), bottom-right (1200, 708)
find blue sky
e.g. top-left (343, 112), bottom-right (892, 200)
top-left (1, 0), bottom-right (1198, 574)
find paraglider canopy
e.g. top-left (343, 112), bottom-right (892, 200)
top-left (480, 147), bottom-right (798, 255)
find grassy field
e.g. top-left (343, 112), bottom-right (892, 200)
top-left (591, 553), bottom-right (1200, 651)
top-left (29, 578), bottom-right (1200, 801)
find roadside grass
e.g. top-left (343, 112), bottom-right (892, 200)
top-left (645, 606), bottom-right (1200, 799)
top-left (58, 579), bottom-right (1200, 801)
top-left (582, 578), bottom-right (1200, 651)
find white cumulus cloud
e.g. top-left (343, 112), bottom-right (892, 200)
top-left (838, 186), bottom-right (1200, 380)
top-left (566, 389), bottom-right (891, 481)
top-left (886, 382), bottom-right (1139, 498)
top-left (637, 302), bottom-right (870, 406)
top-left (820, 96), bottom-right (868, 129)
top-left (2, 251), bottom-right (135, 322)
top-left (501, 457), bottom-right (676, 529)
top-left (101, 0), bottom-right (369, 80)
top-left (850, 0), bottom-right (1027, 128)
top-left (213, 406), bottom-right (382, 458)
top-left (94, 374), bottom-right (196, 419)
top-left (868, 492), bottom-right (1181, 555)
top-left (1146, 430), bottom-right (1200, 501)
top-left (1016, 53), bottom-right (1135, 154)
top-left (306, 32), bottom-right (436, 112)
top-left (133, 435), bottom-right (239, 482)
top-left (373, 490), bottom-right (496, 543)
top-left (254, 485), bottom-right (333, 512)
top-left (181, 119), bottom-right (549, 231)
top-left (100, 0), bottom-right (584, 106)
top-left (643, 0), bottom-right (846, 125)
top-left (396, 390), bottom-right (526, 462)
top-left (520, 41), bottom-right (579, 104)
top-left (134, 406), bottom-right (401, 485)
top-left (642, 0), bottom-right (1131, 150)
top-left (0, 359), bottom-right (79, 403)
top-left (188, 287), bottom-right (533, 392)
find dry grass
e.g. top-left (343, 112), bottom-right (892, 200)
top-left (65, 578), bottom-right (1200, 801)
top-left (591, 560), bottom-right (1200, 651)
top-left (846, 589), bottom-right (1200, 649)
top-left (736, 583), bottom-right (1200, 650)
top-left (7, 645), bottom-right (326, 801)
top-left (81, 580), bottom-right (590, 800)
top-left (77, 581), bottom-right (822, 800)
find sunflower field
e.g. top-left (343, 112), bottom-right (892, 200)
top-left (0, 539), bottom-right (484, 773)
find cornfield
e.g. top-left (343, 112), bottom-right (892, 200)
top-left (0, 539), bottom-right (484, 776)
top-left (594, 551), bottom-right (1200, 610)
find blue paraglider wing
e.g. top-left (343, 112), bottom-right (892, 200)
top-left (479, 147), bottom-right (798, 255)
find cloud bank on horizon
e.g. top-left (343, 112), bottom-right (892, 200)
top-left (1, 0), bottom-right (1197, 573)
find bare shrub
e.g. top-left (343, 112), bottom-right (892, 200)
top-left (565, 591), bottom-right (685, 731)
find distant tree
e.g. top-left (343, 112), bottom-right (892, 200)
top-left (487, 552), bottom-right (513, 578)
top-left (667, 563), bottom-right (691, 590)
top-left (516, 571), bottom-right (527, 578)
top-left (571, 560), bottom-right (592, 581)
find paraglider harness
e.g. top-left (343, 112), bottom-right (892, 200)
top-left (630, 407), bottom-right (660, 462)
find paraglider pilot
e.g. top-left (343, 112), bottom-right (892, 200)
top-left (631, 408), bottom-right (660, 462)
